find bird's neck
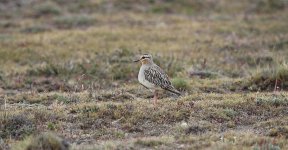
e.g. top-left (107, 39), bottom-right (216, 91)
top-left (141, 59), bottom-right (153, 65)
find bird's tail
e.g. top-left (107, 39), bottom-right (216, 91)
top-left (165, 86), bottom-right (181, 96)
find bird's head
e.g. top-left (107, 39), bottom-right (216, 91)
top-left (134, 54), bottom-right (153, 65)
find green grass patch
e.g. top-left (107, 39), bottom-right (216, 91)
top-left (171, 77), bottom-right (190, 91)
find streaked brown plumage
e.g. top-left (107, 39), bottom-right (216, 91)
top-left (134, 54), bottom-right (181, 105)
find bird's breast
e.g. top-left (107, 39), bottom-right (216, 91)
top-left (138, 66), bottom-right (155, 89)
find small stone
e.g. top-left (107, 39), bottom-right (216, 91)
top-left (180, 121), bottom-right (188, 128)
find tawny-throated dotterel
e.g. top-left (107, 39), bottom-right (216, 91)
top-left (134, 54), bottom-right (181, 105)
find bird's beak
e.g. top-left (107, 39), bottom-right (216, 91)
top-left (133, 59), bottom-right (140, 62)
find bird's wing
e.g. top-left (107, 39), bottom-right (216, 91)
top-left (144, 65), bottom-right (181, 95)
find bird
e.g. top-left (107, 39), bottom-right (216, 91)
top-left (134, 54), bottom-right (181, 105)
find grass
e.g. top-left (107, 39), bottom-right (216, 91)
top-left (0, 114), bottom-right (35, 140)
top-left (0, 0), bottom-right (287, 149)
top-left (52, 14), bottom-right (97, 29)
top-left (33, 1), bottom-right (62, 17)
top-left (242, 62), bottom-right (288, 91)
top-left (20, 25), bottom-right (51, 34)
top-left (171, 77), bottom-right (190, 91)
top-left (13, 132), bottom-right (69, 150)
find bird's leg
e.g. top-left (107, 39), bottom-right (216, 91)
top-left (153, 90), bottom-right (158, 106)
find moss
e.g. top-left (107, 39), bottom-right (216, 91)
top-left (222, 108), bottom-right (238, 119)
top-left (171, 77), bottom-right (190, 91)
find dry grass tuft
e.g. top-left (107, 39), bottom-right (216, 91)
top-left (13, 132), bottom-right (69, 150)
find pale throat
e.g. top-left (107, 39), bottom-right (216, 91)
top-left (141, 59), bottom-right (151, 65)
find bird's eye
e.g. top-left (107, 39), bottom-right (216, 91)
top-left (141, 56), bottom-right (145, 59)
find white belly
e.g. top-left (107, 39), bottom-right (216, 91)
top-left (138, 66), bottom-right (155, 89)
